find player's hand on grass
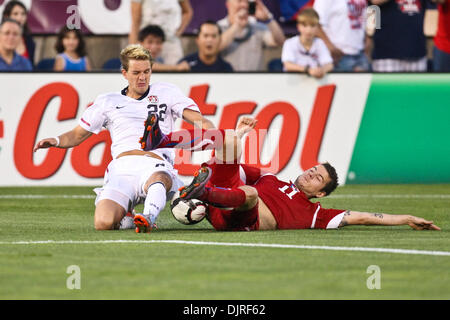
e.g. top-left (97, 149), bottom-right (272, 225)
top-left (407, 216), bottom-right (441, 231)
top-left (33, 138), bottom-right (58, 152)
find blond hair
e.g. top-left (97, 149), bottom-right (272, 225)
top-left (120, 44), bottom-right (153, 71)
top-left (297, 8), bottom-right (320, 26)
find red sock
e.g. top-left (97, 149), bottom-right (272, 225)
top-left (200, 187), bottom-right (246, 208)
top-left (158, 129), bottom-right (226, 150)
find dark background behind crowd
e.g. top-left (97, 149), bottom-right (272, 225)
top-left (0, 0), bottom-right (449, 73)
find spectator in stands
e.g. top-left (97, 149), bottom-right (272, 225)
top-left (218, 0), bottom-right (286, 71)
top-left (138, 24), bottom-right (189, 72)
top-left (179, 21), bottom-right (233, 72)
top-left (432, 0), bottom-right (450, 71)
top-left (314, 0), bottom-right (370, 72)
top-left (0, 18), bottom-right (32, 71)
top-left (1, 0), bottom-right (35, 67)
top-left (369, 0), bottom-right (430, 72)
top-left (281, 8), bottom-right (333, 78)
top-left (54, 26), bottom-right (91, 71)
top-left (129, 0), bottom-right (193, 65)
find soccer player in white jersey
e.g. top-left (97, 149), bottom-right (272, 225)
top-left (33, 44), bottom-right (215, 233)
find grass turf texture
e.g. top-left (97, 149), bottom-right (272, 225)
top-left (0, 184), bottom-right (449, 299)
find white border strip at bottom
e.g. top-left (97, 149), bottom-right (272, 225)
top-left (0, 239), bottom-right (448, 257)
top-left (0, 194), bottom-right (449, 199)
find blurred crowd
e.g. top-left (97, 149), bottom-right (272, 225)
top-left (0, 0), bottom-right (449, 74)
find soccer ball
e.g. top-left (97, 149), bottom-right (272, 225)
top-left (170, 192), bottom-right (208, 225)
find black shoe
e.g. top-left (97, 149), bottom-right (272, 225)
top-left (178, 166), bottom-right (212, 200)
top-left (139, 113), bottom-right (163, 151)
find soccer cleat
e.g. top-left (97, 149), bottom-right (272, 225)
top-left (178, 166), bottom-right (212, 200)
top-left (134, 213), bottom-right (153, 233)
top-left (139, 113), bottom-right (164, 151)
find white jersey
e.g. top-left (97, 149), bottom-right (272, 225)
top-left (79, 82), bottom-right (200, 163)
top-left (281, 36), bottom-right (333, 69)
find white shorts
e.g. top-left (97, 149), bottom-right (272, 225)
top-left (94, 155), bottom-right (183, 211)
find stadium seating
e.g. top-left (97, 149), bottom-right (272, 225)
top-left (35, 58), bottom-right (55, 71)
top-left (102, 58), bottom-right (121, 70)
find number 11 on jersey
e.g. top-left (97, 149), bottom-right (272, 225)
top-left (278, 185), bottom-right (299, 199)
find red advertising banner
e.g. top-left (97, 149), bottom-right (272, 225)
top-left (0, 73), bottom-right (370, 186)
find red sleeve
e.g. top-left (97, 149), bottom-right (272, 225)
top-left (240, 164), bottom-right (265, 185)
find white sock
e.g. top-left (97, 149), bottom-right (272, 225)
top-left (119, 215), bottom-right (134, 230)
top-left (143, 182), bottom-right (167, 224)
top-left (119, 210), bottom-right (136, 230)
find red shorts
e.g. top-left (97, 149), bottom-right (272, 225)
top-left (203, 160), bottom-right (259, 231)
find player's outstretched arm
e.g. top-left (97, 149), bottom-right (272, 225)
top-left (182, 109), bottom-right (215, 129)
top-left (33, 125), bottom-right (92, 152)
top-left (339, 211), bottom-right (441, 231)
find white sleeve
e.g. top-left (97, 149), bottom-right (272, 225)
top-left (78, 97), bottom-right (107, 134)
top-left (316, 39), bottom-right (333, 66)
top-left (169, 85), bottom-right (200, 120)
top-left (326, 212), bottom-right (346, 229)
top-left (281, 38), bottom-right (297, 63)
top-left (313, 0), bottom-right (329, 27)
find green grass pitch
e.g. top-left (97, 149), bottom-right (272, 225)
top-left (0, 184), bottom-right (449, 299)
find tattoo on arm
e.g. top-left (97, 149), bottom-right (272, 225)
top-left (338, 210), bottom-right (351, 228)
top-left (338, 211), bottom-right (384, 228)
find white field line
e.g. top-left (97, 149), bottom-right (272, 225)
top-left (329, 194), bottom-right (450, 199)
top-left (0, 194), bottom-right (449, 200)
top-left (0, 239), bottom-right (449, 257)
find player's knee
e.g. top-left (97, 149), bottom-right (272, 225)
top-left (94, 201), bottom-right (122, 230)
top-left (241, 186), bottom-right (258, 207)
top-left (246, 187), bottom-right (259, 204)
top-left (94, 214), bottom-right (116, 230)
top-left (147, 171), bottom-right (172, 192)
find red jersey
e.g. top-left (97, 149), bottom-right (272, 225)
top-left (252, 174), bottom-right (345, 230)
top-left (205, 161), bottom-right (345, 231)
top-left (238, 164), bottom-right (345, 229)
top-left (434, 1), bottom-right (450, 53)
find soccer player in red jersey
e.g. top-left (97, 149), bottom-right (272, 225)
top-left (148, 116), bottom-right (441, 231)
